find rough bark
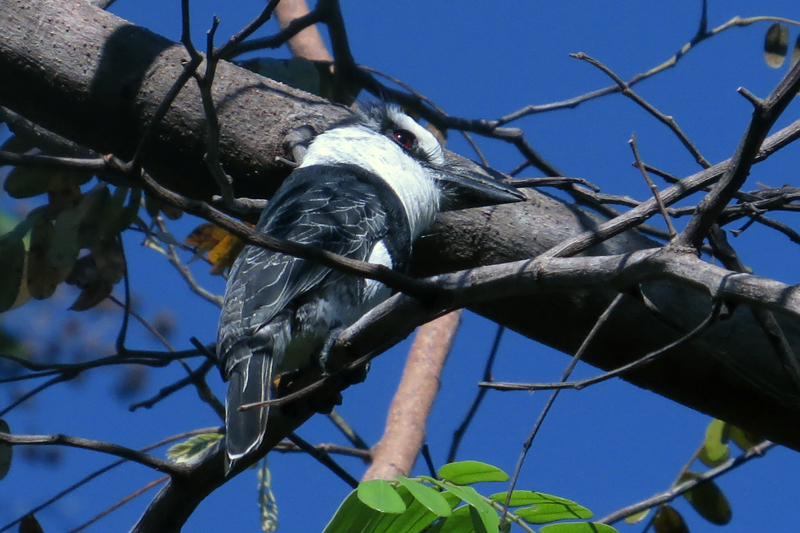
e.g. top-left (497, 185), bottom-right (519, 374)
top-left (3, 1), bottom-right (800, 531)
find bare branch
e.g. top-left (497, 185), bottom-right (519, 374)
top-left (630, 134), bottom-right (677, 237)
top-left (678, 58), bottom-right (800, 248)
top-left (0, 428), bottom-right (218, 533)
top-left (499, 294), bottom-right (625, 529)
top-left (598, 440), bottom-right (776, 525)
top-left (572, 52), bottom-right (711, 169)
top-left (0, 432), bottom-right (188, 476)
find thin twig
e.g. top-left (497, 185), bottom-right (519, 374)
top-left (287, 433), bottom-right (359, 488)
top-left (0, 432), bottom-right (188, 476)
top-left (0, 428), bottom-right (218, 533)
top-left (678, 55), bottom-right (800, 249)
top-left (571, 52), bottom-right (711, 169)
top-left (629, 134), bottom-right (677, 237)
top-left (542, 117), bottom-right (800, 258)
top-left (152, 217), bottom-right (224, 307)
top-left (598, 440), bottom-right (775, 525)
top-left (67, 477), bottom-right (168, 533)
top-left (483, 301), bottom-right (721, 393)
top-left (326, 409), bottom-right (370, 451)
top-left (272, 439), bottom-right (372, 461)
top-left (495, 14), bottom-right (800, 124)
top-left (498, 294), bottom-right (625, 529)
top-left (447, 325), bottom-right (504, 463)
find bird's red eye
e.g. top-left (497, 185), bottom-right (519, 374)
top-left (392, 129), bottom-right (415, 150)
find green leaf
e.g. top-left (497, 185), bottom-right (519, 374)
top-left (439, 483), bottom-right (499, 533)
top-left (624, 508), bottom-right (650, 525)
top-left (765, 22), bottom-right (790, 68)
top-left (516, 500), bottom-right (593, 524)
top-left (3, 165), bottom-right (91, 199)
top-left (653, 505), bottom-right (689, 533)
top-left (166, 432), bottom-right (223, 463)
top-left (366, 484), bottom-right (434, 533)
top-left (358, 479), bottom-right (407, 514)
top-left (438, 461), bottom-right (509, 485)
top-left (0, 419), bottom-right (12, 480)
top-left (728, 425), bottom-right (762, 452)
top-left (437, 505), bottom-right (482, 533)
top-left (322, 489), bottom-right (381, 533)
top-left (540, 523), bottom-right (618, 533)
top-left (679, 472), bottom-right (732, 525)
top-left (698, 419), bottom-right (730, 467)
top-left (27, 217), bottom-right (64, 300)
top-left (397, 477), bottom-right (452, 517)
top-left (489, 491), bottom-right (580, 507)
top-left (49, 206), bottom-right (81, 271)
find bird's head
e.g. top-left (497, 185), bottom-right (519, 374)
top-left (298, 103), bottom-right (524, 236)
top-left (353, 103), bottom-right (526, 211)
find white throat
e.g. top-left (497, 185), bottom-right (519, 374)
top-left (299, 126), bottom-right (441, 239)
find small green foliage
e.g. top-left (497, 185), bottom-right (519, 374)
top-left (324, 461), bottom-right (619, 533)
top-left (438, 461), bottom-right (509, 485)
top-left (166, 432), bottom-right (223, 464)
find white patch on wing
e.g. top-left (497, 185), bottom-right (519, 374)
top-left (300, 126), bottom-right (441, 240)
top-left (363, 241), bottom-right (393, 307)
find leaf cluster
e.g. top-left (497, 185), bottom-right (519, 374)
top-left (324, 461), bottom-right (618, 533)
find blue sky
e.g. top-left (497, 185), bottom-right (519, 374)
top-left (3, 1), bottom-right (800, 532)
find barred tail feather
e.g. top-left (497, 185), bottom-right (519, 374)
top-left (225, 352), bottom-right (273, 474)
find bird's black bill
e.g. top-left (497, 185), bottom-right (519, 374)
top-left (435, 152), bottom-right (526, 211)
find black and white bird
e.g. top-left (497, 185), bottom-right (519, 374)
top-left (217, 103), bottom-right (524, 472)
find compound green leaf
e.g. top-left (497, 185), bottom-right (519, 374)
top-left (166, 432), bottom-right (223, 463)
